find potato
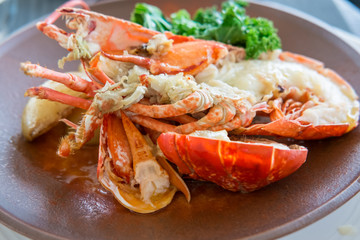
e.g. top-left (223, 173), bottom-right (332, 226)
top-left (22, 73), bottom-right (88, 141)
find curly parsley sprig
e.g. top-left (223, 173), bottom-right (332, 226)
top-left (130, 0), bottom-right (281, 59)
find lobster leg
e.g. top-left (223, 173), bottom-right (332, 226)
top-left (21, 62), bottom-right (98, 96)
top-left (167, 114), bottom-right (197, 124)
top-left (85, 53), bottom-right (115, 85)
top-left (175, 102), bottom-right (236, 134)
top-left (25, 86), bottom-right (92, 109)
top-left (210, 112), bottom-right (252, 131)
top-left (209, 101), bottom-right (267, 132)
top-left (127, 114), bottom-right (176, 133)
top-left (102, 52), bottom-right (183, 75)
top-left (126, 90), bottom-right (213, 118)
top-left (57, 109), bottom-right (102, 157)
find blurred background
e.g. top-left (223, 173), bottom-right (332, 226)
top-left (263, 0), bottom-right (360, 36)
top-left (0, 0), bottom-right (360, 43)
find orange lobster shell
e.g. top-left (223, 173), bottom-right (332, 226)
top-left (158, 132), bottom-right (308, 192)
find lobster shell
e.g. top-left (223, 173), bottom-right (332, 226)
top-left (158, 132), bottom-right (308, 192)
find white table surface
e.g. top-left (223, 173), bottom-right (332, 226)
top-left (0, 1), bottom-right (360, 240)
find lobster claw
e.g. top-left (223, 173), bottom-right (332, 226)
top-left (97, 113), bottom-right (189, 213)
top-left (158, 131), bottom-right (308, 192)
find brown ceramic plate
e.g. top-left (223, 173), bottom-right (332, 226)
top-left (0, 0), bottom-right (360, 239)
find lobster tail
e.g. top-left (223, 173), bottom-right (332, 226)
top-left (158, 132), bottom-right (307, 192)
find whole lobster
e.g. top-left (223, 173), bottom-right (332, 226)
top-left (21, 2), bottom-right (359, 213)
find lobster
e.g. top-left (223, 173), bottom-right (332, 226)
top-left (20, 4), bottom-right (359, 213)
